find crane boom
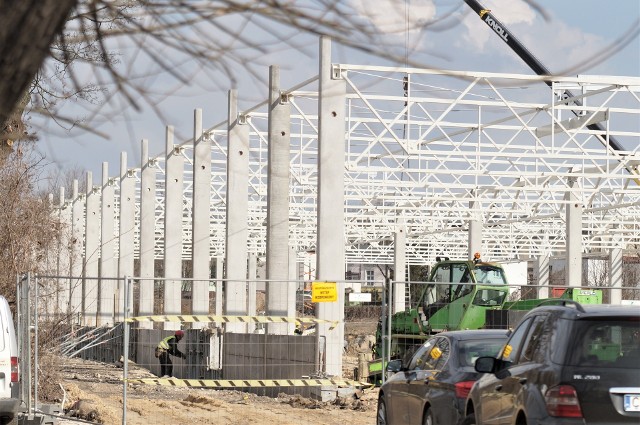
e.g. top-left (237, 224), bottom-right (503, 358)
top-left (463, 0), bottom-right (627, 154)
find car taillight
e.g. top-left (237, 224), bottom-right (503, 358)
top-left (10, 356), bottom-right (18, 383)
top-left (455, 380), bottom-right (475, 399)
top-left (545, 385), bottom-right (583, 418)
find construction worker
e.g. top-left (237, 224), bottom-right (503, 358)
top-left (156, 330), bottom-right (186, 378)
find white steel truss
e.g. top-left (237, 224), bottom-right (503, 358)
top-left (74, 65), bottom-right (640, 267)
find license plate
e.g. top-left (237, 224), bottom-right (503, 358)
top-left (624, 394), bottom-right (640, 412)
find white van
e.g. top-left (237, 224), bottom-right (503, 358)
top-left (0, 296), bottom-right (19, 425)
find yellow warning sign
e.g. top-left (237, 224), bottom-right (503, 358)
top-left (126, 377), bottom-right (373, 389)
top-left (312, 282), bottom-right (337, 303)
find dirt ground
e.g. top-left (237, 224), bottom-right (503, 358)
top-left (51, 321), bottom-right (379, 425)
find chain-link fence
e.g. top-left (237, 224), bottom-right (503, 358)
top-left (16, 268), bottom-right (639, 423)
top-left (18, 274), bottom-right (380, 424)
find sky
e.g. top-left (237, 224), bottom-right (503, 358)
top-left (34, 0), bottom-right (640, 190)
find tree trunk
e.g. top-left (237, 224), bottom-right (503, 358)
top-left (0, 0), bottom-right (78, 127)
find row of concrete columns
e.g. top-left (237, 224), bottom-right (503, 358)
top-left (52, 36), bottom-right (626, 379)
top-left (50, 36), bottom-right (347, 375)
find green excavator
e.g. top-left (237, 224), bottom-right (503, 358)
top-left (368, 255), bottom-right (602, 382)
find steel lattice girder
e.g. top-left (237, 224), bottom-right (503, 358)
top-left (75, 65), bottom-right (640, 266)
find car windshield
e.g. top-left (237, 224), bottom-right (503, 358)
top-left (567, 319), bottom-right (640, 368)
top-left (458, 338), bottom-right (508, 367)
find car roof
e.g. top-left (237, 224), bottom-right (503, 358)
top-left (434, 329), bottom-right (510, 340)
top-left (525, 303), bottom-right (640, 320)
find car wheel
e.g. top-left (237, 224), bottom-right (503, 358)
top-left (422, 407), bottom-right (434, 425)
top-left (460, 413), bottom-right (476, 425)
top-left (376, 397), bottom-right (388, 425)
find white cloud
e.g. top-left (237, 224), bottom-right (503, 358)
top-left (459, 0), bottom-right (609, 75)
top-left (349, 0), bottom-right (436, 39)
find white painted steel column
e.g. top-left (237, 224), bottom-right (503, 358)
top-left (139, 139), bottom-right (156, 328)
top-left (565, 178), bottom-right (582, 287)
top-left (225, 90), bottom-right (249, 333)
top-left (316, 37), bottom-right (346, 377)
top-left (609, 236), bottom-right (623, 304)
top-left (99, 162), bottom-right (117, 326)
top-left (215, 257), bottom-right (224, 315)
top-left (247, 253), bottom-right (257, 333)
top-left (83, 172), bottom-right (99, 326)
top-left (70, 180), bottom-right (84, 320)
top-left (57, 187), bottom-right (71, 318)
top-left (118, 152), bottom-right (136, 322)
top-left (393, 225), bottom-right (406, 313)
top-left (164, 126), bottom-right (183, 330)
top-left (468, 198), bottom-right (482, 259)
top-left (192, 109), bottom-right (211, 325)
top-left (536, 252), bottom-right (550, 299)
top-left (266, 65), bottom-right (292, 335)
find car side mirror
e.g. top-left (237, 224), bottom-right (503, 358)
top-left (474, 356), bottom-right (496, 373)
top-left (386, 359), bottom-right (403, 373)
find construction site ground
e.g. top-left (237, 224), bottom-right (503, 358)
top-left (50, 320), bottom-right (379, 425)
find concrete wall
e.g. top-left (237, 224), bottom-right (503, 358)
top-left (73, 327), bottom-right (316, 395)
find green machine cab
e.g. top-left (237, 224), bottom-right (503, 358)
top-left (368, 256), bottom-right (603, 384)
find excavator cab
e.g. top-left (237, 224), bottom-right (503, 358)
top-left (418, 258), bottom-right (509, 332)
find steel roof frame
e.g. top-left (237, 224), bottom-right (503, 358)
top-left (76, 65), bottom-right (640, 266)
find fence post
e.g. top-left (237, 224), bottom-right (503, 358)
top-left (381, 278), bottom-right (387, 384)
top-left (122, 276), bottom-right (130, 425)
top-left (20, 273), bottom-right (32, 415)
top-left (34, 274), bottom-right (39, 413)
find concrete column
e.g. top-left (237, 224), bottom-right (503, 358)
top-left (266, 65), bottom-right (292, 335)
top-left (225, 90), bottom-right (250, 333)
top-left (83, 172), bottom-right (99, 326)
top-left (139, 139), bottom-right (156, 328)
top-left (393, 225), bottom-right (406, 313)
top-left (468, 198), bottom-right (482, 259)
top-left (565, 178), bottom-right (582, 287)
top-left (609, 238), bottom-right (623, 305)
top-left (536, 252), bottom-right (550, 299)
top-left (99, 162), bottom-right (117, 326)
top-left (70, 180), bottom-right (84, 320)
top-left (164, 126), bottom-right (184, 330)
top-left (117, 152), bottom-right (136, 322)
top-left (316, 37), bottom-right (346, 376)
top-left (247, 253), bottom-right (257, 333)
top-left (215, 257), bottom-right (224, 315)
top-left (57, 187), bottom-right (71, 318)
top-left (192, 109), bottom-right (211, 324)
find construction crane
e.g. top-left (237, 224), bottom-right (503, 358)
top-left (463, 0), bottom-right (640, 184)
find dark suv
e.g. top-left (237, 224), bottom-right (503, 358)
top-left (464, 302), bottom-right (640, 424)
